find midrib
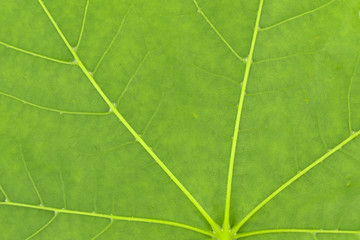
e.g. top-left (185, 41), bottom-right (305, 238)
top-left (222, 0), bottom-right (264, 232)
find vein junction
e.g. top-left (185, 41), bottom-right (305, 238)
top-left (37, 0), bottom-right (220, 233)
top-left (232, 130), bottom-right (360, 234)
top-left (0, 0), bottom-right (359, 239)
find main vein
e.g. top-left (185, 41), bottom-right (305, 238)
top-left (232, 129), bottom-right (360, 233)
top-left (0, 201), bottom-right (214, 237)
top-left (223, 0), bottom-right (264, 232)
top-left (37, 0), bottom-right (220, 232)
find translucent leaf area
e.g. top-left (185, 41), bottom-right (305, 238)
top-left (0, 0), bottom-right (360, 239)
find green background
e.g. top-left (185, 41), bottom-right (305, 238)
top-left (0, 0), bottom-right (360, 239)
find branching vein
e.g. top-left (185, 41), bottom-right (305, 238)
top-left (347, 51), bottom-right (360, 134)
top-left (340, 149), bottom-right (360, 163)
top-left (25, 212), bottom-right (58, 240)
top-left (192, 63), bottom-right (240, 86)
top-left (74, 0), bottom-right (90, 51)
top-left (20, 146), bottom-right (43, 206)
top-left (37, 0), bottom-right (220, 232)
top-left (253, 50), bottom-right (319, 65)
top-left (234, 228), bottom-right (360, 239)
top-left (245, 83), bottom-right (300, 97)
top-left (93, 2), bottom-right (133, 75)
top-left (0, 184), bottom-right (9, 201)
top-left (260, 0), bottom-right (336, 31)
top-left (0, 201), bottom-right (215, 237)
top-left (141, 96), bottom-right (163, 136)
top-left (100, 141), bottom-right (137, 154)
top-left (192, 0), bottom-right (246, 64)
top-left (59, 171), bottom-right (67, 208)
top-left (90, 220), bottom-right (114, 240)
top-left (0, 91), bottom-right (110, 116)
top-left (232, 129), bottom-right (360, 233)
top-left (115, 51), bottom-right (150, 105)
top-left (0, 41), bottom-right (75, 65)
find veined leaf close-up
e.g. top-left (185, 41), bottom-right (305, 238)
top-left (0, 0), bottom-right (360, 239)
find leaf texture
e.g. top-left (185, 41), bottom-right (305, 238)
top-left (0, 0), bottom-right (360, 239)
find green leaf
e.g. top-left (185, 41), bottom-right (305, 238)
top-left (0, 0), bottom-right (359, 239)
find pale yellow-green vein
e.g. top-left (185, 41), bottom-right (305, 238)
top-left (234, 228), bottom-right (360, 239)
top-left (37, 0), bottom-right (220, 232)
top-left (20, 146), bottom-right (43, 206)
top-left (0, 91), bottom-right (110, 116)
top-left (232, 130), bottom-right (360, 233)
top-left (90, 219), bottom-right (114, 240)
top-left (192, 0), bottom-right (246, 64)
top-left (223, 0), bottom-right (264, 232)
top-left (93, 1), bottom-right (133, 74)
top-left (0, 41), bottom-right (74, 65)
top-left (0, 201), bottom-right (215, 237)
top-left (75, 0), bottom-right (90, 51)
top-left (260, 0), bottom-right (336, 31)
top-left (25, 213), bottom-right (58, 240)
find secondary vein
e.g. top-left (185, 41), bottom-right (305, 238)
top-left (37, 0), bottom-right (220, 233)
top-left (0, 40), bottom-right (74, 65)
top-left (234, 228), bottom-right (360, 239)
top-left (25, 213), bottom-right (58, 240)
top-left (0, 201), bottom-right (214, 237)
top-left (0, 91), bottom-right (110, 116)
top-left (74, 0), bottom-right (90, 51)
top-left (232, 129), bottom-right (360, 234)
top-left (192, 0), bottom-right (246, 64)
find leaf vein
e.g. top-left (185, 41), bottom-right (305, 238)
top-left (74, 0), bottom-right (90, 51)
top-left (223, 0), bottom-right (264, 231)
top-left (115, 51), bottom-right (150, 106)
top-left (0, 184), bottom-right (9, 202)
top-left (0, 91), bottom-right (110, 116)
top-left (234, 228), bottom-right (360, 239)
top-left (37, 0), bottom-right (220, 232)
top-left (192, 0), bottom-right (246, 64)
top-left (259, 0), bottom-right (336, 31)
top-left (347, 51), bottom-right (360, 134)
top-left (90, 219), bottom-right (114, 240)
top-left (25, 212), bottom-right (58, 240)
top-left (20, 146), bottom-right (43, 206)
top-left (140, 96), bottom-right (163, 136)
top-left (92, 2), bottom-right (134, 75)
top-left (192, 63), bottom-right (240, 86)
top-left (253, 50), bottom-right (320, 65)
top-left (0, 201), bottom-right (215, 237)
top-left (232, 130), bottom-right (360, 233)
top-left (0, 41), bottom-right (75, 65)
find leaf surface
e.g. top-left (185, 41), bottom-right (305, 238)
top-left (0, 0), bottom-right (360, 239)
